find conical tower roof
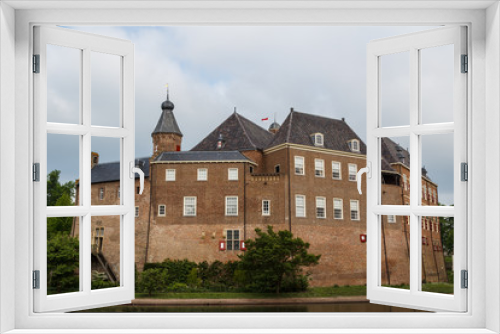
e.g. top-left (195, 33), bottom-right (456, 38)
top-left (152, 94), bottom-right (183, 137)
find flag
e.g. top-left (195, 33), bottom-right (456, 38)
top-left (261, 117), bottom-right (269, 121)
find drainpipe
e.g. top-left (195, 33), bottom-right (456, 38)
top-left (144, 162), bottom-right (154, 266)
top-left (381, 215), bottom-right (391, 285)
top-left (243, 162), bottom-right (247, 240)
top-left (287, 145), bottom-right (292, 232)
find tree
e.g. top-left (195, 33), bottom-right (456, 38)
top-left (47, 233), bottom-right (79, 294)
top-left (47, 169), bottom-right (75, 206)
top-left (440, 216), bottom-right (454, 255)
top-left (139, 268), bottom-right (169, 296)
top-left (238, 226), bottom-right (321, 294)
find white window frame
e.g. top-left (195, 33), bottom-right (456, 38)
top-left (350, 200), bottom-right (360, 221)
top-left (99, 187), bottom-right (104, 200)
top-left (387, 215), bottom-right (396, 223)
top-left (295, 194), bottom-right (306, 218)
top-left (3, 4), bottom-right (496, 334)
top-left (294, 156), bottom-right (305, 175)
top-left (183, 196), bottom-right (197, 216)
top-left (314, 158), bottom-right (325, 177)
top-left (366, 26), bottom-right (468, 312)
top-left (333, 198), bottom-right (343, 219)
top-left (165, 169), bottom-right (176, 181)
top-left (262, 199), bottom-right (270, 216)
top-left (332, 161), bottom-right (342, 180)
top-left (349, 139), bottom-right (360, 152)
top-left (316, 196), bottom-right (326, 218)
top-left (158, 204), bottom-right (166, 217)
top-left (197, 168), bottom-right (208, 181)
top-left (225, 229), bottom-right (240, 251)
top-left (228, 168), bottom-right (238, 180)
top-left (348, 163), bottom-right (357, 181)
top-left (225, 196), bottom-right (238, 216)
top-left (313, 132), bottom-right (324, 146)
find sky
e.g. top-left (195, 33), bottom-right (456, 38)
top-left (46, 25), bottom-right (455, 205)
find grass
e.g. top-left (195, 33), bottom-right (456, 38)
top-left (135, 283), bottom-right (454, 299)
top-left (135, 285), bottom-right (368, 299)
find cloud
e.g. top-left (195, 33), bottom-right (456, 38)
top-left (47, 25), bottom-right (454, 204)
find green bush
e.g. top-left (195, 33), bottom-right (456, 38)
top-left (139, 268), bottom-right (168, 296)
top-left (186, 268), bottom-right (202, 288)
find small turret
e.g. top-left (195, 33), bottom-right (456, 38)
top-left (152, 87), bottom-right (183, 156)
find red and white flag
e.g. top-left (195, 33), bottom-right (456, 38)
top-left (261, 117), bottom-right (269, 121)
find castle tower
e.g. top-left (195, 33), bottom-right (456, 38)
top-left (151, 91), bottom-right (183, 156)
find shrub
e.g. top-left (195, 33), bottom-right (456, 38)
top-left (139, 268), bottom-right (168, 296)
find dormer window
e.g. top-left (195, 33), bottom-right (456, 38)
top-left (312, 133), bottom-right (324, 146)
top-left (348, 139), bottom-right (360, 152)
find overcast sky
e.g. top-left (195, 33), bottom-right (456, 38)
top-left (46, 25), bottom-right (455, 205)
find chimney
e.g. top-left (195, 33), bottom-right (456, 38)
top-left (91, 152), bottom-right (99, 169)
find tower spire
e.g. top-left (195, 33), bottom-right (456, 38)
top-left (165, 83), bottom-right (169, 101)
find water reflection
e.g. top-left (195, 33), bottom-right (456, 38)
top-left (77, 302), bottom-right (425, 313)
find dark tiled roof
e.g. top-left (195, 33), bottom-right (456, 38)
top-left (191, 112), bottom-right (274, 151)
top-left (381, 137), bottom-right (410, 172)
top-left (152, 109), bottom-right (183, 136)
top-left (153, 150), bottom-right (253, 163)
top-left (91, 157), bottom-right (150, 184)
top-left (266, 111), bottom-right (367, 155)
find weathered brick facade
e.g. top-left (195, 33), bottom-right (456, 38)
top-left (74, 100), bottom-right (447, 287)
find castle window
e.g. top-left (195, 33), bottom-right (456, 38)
top-left (403, 174), bottom-right (408, 190)
top-left (135, 206), bottom-right (139, 218)
top-left (118, 187), bottom-right (120, 199)
top-left (228, 168), bottom-right (238, 181)
top-left (348, 139), bottom-right (360, 152)
top-left (295, 195), bottom-right (306, 217)
top-left (348, 163), bottom-right (357, 181)
top-left (350, 200), bottom-right (360, 220)
top-left (294, 156), bottom-right (304, 175)
top-left (333, 198), bottom-right (343, 219)
top-left (225, 196), bottom-right (238, 216)
top-left (197, 168), bottom-right (208, 181)
top-left (226, 230), bottom-right (240, 251)
top-left (274, 164), bottom-right (280, 174)
top-left (313, 133), bottom-right (324, 146)
top-left (158, 204), bottom-right (166, 217)
top-left (316, 197), bottom-right (326, 218)
top-left (387, 215), bottom-right (396, 223)
top-left (332, 161), bottom-right (341, 180)
top-left (136, 186), bottom-right (140, 195)
top-left (315, 159), bottom-right (325, 177)
top-left (99, 188), bottom-right (104, 200)
top-left (183, 197), bottom-right (197, 216)
top-left (94, 227), bottom-right (104, 253)
top-left (423, 184), bottom-right (427, 200)
top-left (249, 166), bottom-right (254, 173)
top-left (166, 169), bottom-right (176, 181)
top-left (262, 200), bottom-right (270, 216)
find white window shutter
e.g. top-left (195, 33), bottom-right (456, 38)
top-left (366, 26), bottom-right (467, 312)
top-left (33, 26), bottom-right (135, 312)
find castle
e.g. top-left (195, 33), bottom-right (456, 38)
top-left (74, 94), bottom-right (447, 287)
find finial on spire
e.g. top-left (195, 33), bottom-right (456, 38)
top-left (234, 107), bottom-right (237, 114)
top-left (165, 83), bottom-right (169, 100)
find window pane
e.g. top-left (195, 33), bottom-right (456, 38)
top-left (47, 44), bottom-right (81, 124)
top-left (380, 136), bottom-right (410, 205)
top-left (47, 133), bottom-right (79, 207)
top-left (421, 133), bottom-right (453, 206)
top-left (420, 45), bottom-right (454, 124)
top-left (91, 52), bottom-right (121, 127)
top-left (47, 216), bottom-right (81, 295)
top-left (420, 216), bottom-right (452, 294)
top-left (91, 215), bottom-right (121, 290)
top-left (380, 51), bottom-right (410, 127)
top-left (91, 137), bottom-right (121, 206)
top-left (380, 215), bottom-right (410, 290)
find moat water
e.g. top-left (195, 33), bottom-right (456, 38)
top-left (77, 302), bottom-right (424, 313)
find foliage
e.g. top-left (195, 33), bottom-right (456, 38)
top-left (440, 216), bottom-right (454, 255)
top-left (91, 271), bottom-right (119, 290)
top-left (139, 268), bottom-right (169, 297)
top-left (237, 226), bottom-right (321, 293)
top-left (47, 233), bottom-right (79, 294)
top-left (47, 169), bottom-right (75, 206)
top-left (143, 258), bottom-right (197, 286)
top-left (186, 268), bottom-right (202, 288)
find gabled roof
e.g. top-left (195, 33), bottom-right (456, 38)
top-left (153, 150), bottom-right (254, 164)
top-left (91, 157), bottom-right (150, 184)
top-left (381, 137), bottom-right (410, 171)
top-left (191, 112), bottom-right (274, 151)
top-left (152, 109), bottom-right (182, 136)
top-left (266, 111), bottom-right (367, 155)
